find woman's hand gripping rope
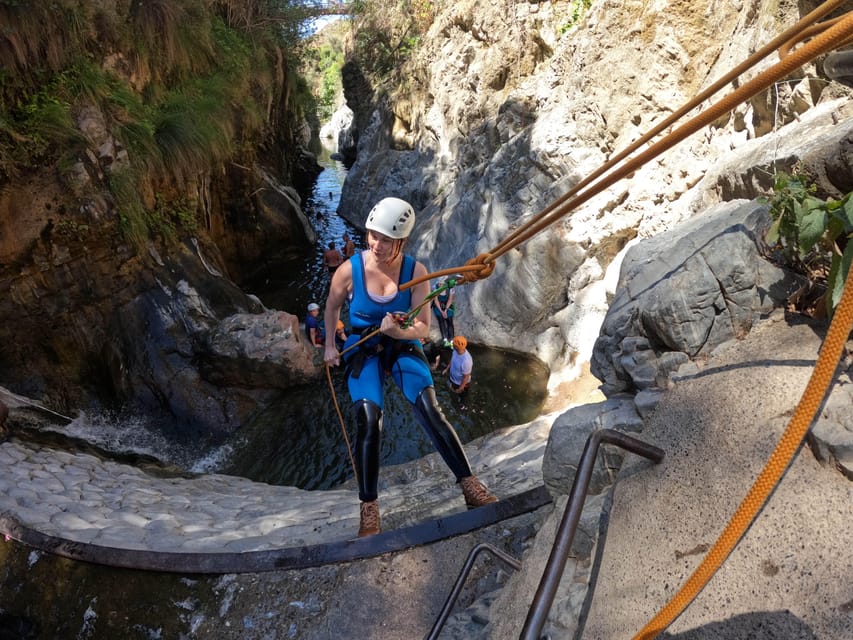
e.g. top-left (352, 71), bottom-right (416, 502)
top-left (328, 276), bottom-right (460, 363)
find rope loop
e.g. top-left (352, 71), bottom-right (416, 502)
top-left (458, 254), bottom-right (496, 284)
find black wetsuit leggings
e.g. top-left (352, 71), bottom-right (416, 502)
top-left (436, 315), bottom-right (454, 342)
top-left (353, 387), bottom-right (472, 502)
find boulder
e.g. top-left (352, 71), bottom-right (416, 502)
top-left (591, 200), bottom-right (801, 395)
top-left (199, 311), bottom-right (320, 390)
top-left (542, 395), bottom-right (643, 499)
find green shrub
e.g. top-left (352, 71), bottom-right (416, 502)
top-left (763, 172), bottom-right (853, 316)
top-left (154, 193), bottom-right (198, 235)
top-left (561, 0), bottom-right (593, 34)
top-left (0, 0), bottom-right (318, 248)
top-left (109, 169), bottom-right (151, 250)
top-left (348, 0), bottom-right (434, 80)
top-left (55, 219), bottom-right (91, 242)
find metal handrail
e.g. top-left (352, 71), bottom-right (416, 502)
top-left (425, 542), bottom-right (523, 640)
top-left (520, 428), bottom-right (665, 639)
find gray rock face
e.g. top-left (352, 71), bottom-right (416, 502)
top-left (807, 372), bottom-right (853, 480)
top-left (542, 395), bottom-right (643, 499)
top-left (319, 103), bottom-right (355, 161)
top-left (581, 315), bottom-right (853, 640)
top-left (336, 0), bottom-right (853, 386)
top-left (591, 201), bottom-right (801, 395)
top-left (200, 311), bottom-right (320, 390)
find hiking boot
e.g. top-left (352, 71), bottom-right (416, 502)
top-left (460, 475), bottom-right (498, 508)
top-left (358, 500), bottom-right (381, 537)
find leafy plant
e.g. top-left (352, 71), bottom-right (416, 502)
top-left (0, 77), bottom-right (86, 175)
top-left (109, 169), bottom-right (151, 250)
top-left (763, 173), bottom-right (853, 316)
top-left (348, 0), bottom-right (433, 80)
top-left (154, 193), bottom-right (198, 235)
top-left (54, 219), bottom-right (91, 242)
top-left (561, 0), bottom-right (593, 34)
top-left (1, 0), bottom-right (320, 249)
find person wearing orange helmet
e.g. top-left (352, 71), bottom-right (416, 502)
top-left (334, 319), bottom-right (348, 351)
top-left (323, 197), bottom-right (497, 537)
top-left (444, 335), bottom-right (473, 394)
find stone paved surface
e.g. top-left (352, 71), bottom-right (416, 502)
top-left (0, 411), bottom-right (556, 555)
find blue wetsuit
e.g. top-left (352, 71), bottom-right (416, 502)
top-left (342, 251), bottom-right (473, 502)
top-left (343, 252), bottom-right (432, 405)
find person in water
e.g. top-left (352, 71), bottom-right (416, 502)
top-left (444, 335), bottom-right (473, 394)
top-left (323, 197), bottom-right (497, 537)
top-left (342, 232), bottom-right (356, 258)
top-left (305, 302), bottom-right (324, 347)
top-left (322, 241), bottom-right (344, 274)
top-left (431, 276), bottom-right (456, 347)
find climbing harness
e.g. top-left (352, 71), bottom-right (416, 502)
top-left (323, 277), bottom-right (459, 477)
top-left (332, 276), bottom-right (457, 360)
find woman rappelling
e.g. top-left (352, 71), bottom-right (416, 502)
top-left (323, 197), bottom-right (498, 537)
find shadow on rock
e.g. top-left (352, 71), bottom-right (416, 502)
top-left (659, 610), bottom-right (818, 639)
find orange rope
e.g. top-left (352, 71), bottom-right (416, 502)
top-left (487, 0), bottom-right (850, 262)
top-left (376, 4), bottom-right (853, 636)
top-left (403, 3), bottom-right (853, 635)
top-left (476, 9), bottom-right (853, 268)
top-left (321, 14), bottom-right (853, 634)
top-left (778, 14), bottom-right (847, 59)
top-left (633, 247), bottom-right (853, 640)
top-left (325, 364), bottom-right (357, 480)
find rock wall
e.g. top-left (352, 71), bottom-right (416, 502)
top-left (336, 0), bottom-right (853, 390)
top-left (0, 6), bottom-right (325, 435)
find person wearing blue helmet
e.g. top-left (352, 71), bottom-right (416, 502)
top-left (323, 197), bottom-right (497, 537)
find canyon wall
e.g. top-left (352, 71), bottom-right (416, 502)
top-left (334, 0), bottom-right (852, 391)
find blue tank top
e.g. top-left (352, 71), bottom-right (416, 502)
top-left (349, 251), bottom-right (415, 331)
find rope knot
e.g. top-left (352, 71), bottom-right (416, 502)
top-left (460, 254), bottom-right (496, 283)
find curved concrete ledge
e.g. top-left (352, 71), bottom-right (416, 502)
top-left (0, 409), bottom-right (557, 574)
top-left (1, 486), bottom-right (550, 573)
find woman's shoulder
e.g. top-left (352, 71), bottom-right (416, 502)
top-left (410, 258), bottom-right (429, 276)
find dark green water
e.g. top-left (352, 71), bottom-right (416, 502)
top-left (221, 343), bottom-right (549, 489)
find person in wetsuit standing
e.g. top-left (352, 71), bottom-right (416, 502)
top-left (323, 197), bottom-right (497, 537)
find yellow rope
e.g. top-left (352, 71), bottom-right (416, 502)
top-left (325, 8), bottom-right (853, 631)
top-left (627, 10), bottom-right (853, 636)
top-left (405, 4), bottom-right (853, 636)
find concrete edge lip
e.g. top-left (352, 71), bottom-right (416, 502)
top-left (0, 485), bottom-right (551, 574)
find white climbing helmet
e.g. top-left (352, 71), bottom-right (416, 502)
top-left (365, 197), bottom-right (415, 239)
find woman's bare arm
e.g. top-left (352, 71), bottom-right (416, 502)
top-left (324, 260), bottom-right (352, 366)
